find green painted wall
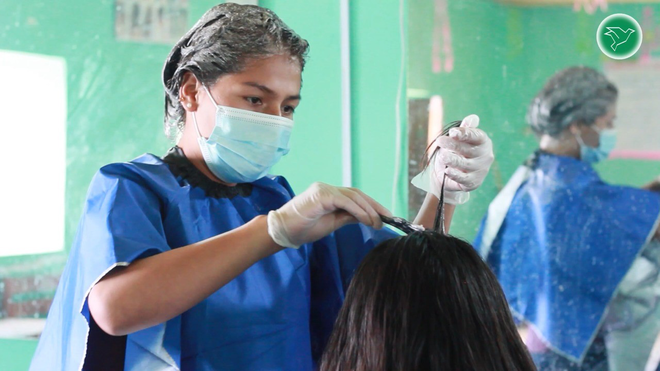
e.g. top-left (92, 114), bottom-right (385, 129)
top-left (350, 0), bottom-right (409, 216)
top-left (0, 339), bottom-right (37, 371)
top-left (408, 0), bottom-right (660, 240)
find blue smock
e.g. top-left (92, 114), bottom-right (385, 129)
top-left (30, 150), bottom-right (398, 371)
top-left (474, 152), bottom-right (660, 364)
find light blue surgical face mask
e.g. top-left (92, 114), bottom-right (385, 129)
top-left (575, 127), bottom-right (617, 164)
top-left (192, 86), bottom-right (294, 183)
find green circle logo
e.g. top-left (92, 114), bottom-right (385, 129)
top-left (597, 13), bottom-right (642, 60)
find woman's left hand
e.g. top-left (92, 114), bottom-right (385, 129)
top-left (435, 113), bottom-right (494, 188)
top-left (412, 114), bottom-right (494, 204)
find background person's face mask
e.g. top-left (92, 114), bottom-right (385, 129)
top-left (191, 86), bottom-right (294, 183)
top-left (575, 126), bottom-right (617, 164)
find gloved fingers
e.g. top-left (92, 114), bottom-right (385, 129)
top-left (296, 182), bottom-right (338, 218)
top-left (415, 114), bottom-right (492, 200)
top-left (339, 188), bottom-right (384, 228)
top-left (435, 175), bottom-right (463, 194)
top-left (447, 127), bottom-right (490, 145)
top-left (459, 114), bottom-right (480, 128)
top-left (330, 190), bottom-right (376, 227)
top-left (442, 169), bottom-right (471, 192)
top-left (301, 183), bottom-right (389, 228)
top-left (434, 135), bottom-right (491, 159)
top-left (443, 190), bottom-right (470, 205)
top-left (437, 149), bottom-right (494, 173)
top-left (330, 210), bottom-right (359, 229)
top-left (443, 168), bottom-right (488, 192)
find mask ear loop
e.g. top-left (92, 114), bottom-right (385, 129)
top-left (192, 85), bottom-right (224, 140)
top-left (191, 112), bottom-right (204, 139)
top-left (573, 124), bottom-right (604, 148)
top-left (574, 130), bottom-right (586, 148)
top-left (202, 85), bottom-right (220, 108)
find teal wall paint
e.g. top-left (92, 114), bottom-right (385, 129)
top-left (0, 339), bottom-right (38, 371)
top-left (351, 0), bottom-right (409, 216)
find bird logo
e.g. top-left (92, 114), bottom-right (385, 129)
top-left (604, 27), bottom-right (635, 51)
top-left (597, 14), bottom-right (642, 60)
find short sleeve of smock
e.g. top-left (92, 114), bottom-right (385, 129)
top-left (30, 163), bottom-right (173, 371)
top-left (75, 164), bottom-right (170, 318)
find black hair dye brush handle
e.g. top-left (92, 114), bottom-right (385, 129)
top-left (380, 215), bottom-right (425, 234)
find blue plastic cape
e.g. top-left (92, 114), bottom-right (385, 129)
top-left (30, 153), bottom-right (398, 371)
top-left (474, 152), bottom-right (660, 363)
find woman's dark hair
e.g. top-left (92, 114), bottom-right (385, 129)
top-left (527, 66), bottom-right (617, 137)
top-left (319, 231), bottom-right (536, 371)
top-left (162, 3), bottom-right (309, 138)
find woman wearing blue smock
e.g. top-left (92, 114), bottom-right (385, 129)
top-left (30, 4), bottom-right (495, 371)
top-left (474, 66), bottom-right (660, 371)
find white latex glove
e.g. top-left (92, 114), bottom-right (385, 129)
top-left (267, 182), bottom-right (392, 249)
top-left (411, 114), bottom-right (494, 204)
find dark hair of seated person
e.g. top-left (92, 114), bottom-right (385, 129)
top-left (319, 230), bottom-right (537, 371)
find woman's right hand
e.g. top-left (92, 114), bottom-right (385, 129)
top-left (267, 182), bottom-right (392, 248)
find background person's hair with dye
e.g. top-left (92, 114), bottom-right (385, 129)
top-left (319, 230), bottom-right (536, 371)
top-left (527, 66), bottom-right (618, 138)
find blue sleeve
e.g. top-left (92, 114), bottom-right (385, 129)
top-left (78, 163), bottom-right (171, 320)
top-left (31, 163), bottom-right (173, 370)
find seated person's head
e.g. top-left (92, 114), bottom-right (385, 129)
top-left (320, 230), bottom-right (536, 371)
top-left (527, 66), bottom-right (618, 160)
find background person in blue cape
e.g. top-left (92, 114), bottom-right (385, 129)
top-left (474, 66), bottom-right (660, 371)
top-left (30, 4), bottom-right (494, 371)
